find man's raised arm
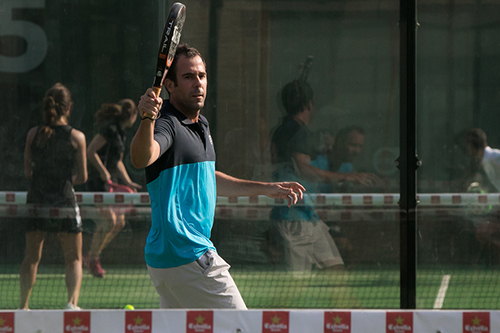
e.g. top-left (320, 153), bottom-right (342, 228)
top-left (130, 88), bottom-right (162, 169)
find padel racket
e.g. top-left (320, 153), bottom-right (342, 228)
top-left (465, 181), bottom-right (492, 217)
top-left (299, 55), bottom-right (313, 82)
top-left (106, 180), bottom-right (134, 214)
top-left (106, 180), bottom-right (134, 193)
top-left (152, 2), bottom-right (186, 98)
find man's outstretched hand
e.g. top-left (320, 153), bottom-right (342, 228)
top-left (264, 182), bottom-right (306, 207)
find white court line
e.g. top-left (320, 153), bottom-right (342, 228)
top-left (433, 274), bottom-right (451, 309)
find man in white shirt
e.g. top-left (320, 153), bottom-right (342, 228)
top-left (462, 128), bottom-right (500, 192)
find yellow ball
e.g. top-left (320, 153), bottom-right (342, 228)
top-left (124, 304), bottom-right (135, 310)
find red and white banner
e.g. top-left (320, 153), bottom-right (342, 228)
top-left (324, 311), bottom-right (351, 333)
top-left (3, 191), bottom-right (500, 207)
top-left (463, 312), bottom-right (490, 333)
top-left (125, 311), bottom-right (152, 333)
top-left (186, 311), bottom-right (213, 333)
top-left (5, 309), bottom-right (500, 332)
top-left (0, 312), bottom-right (14, 333)
top-left (386, 312), bottom-right (413, 333)
top-left (64, 311), bottom-right (91, 333)
top-left (262, 311), bottom-right (289, 333)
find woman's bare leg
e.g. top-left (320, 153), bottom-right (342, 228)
top-left (58, 232), bottom-right (82, 307)
top-left (19, 231), bottom-right (46, 310)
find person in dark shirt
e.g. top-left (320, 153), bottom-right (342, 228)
top-left (270, 80), bottom-right (343, 273)
top-left (20, 83), bottom-right (87, 310)
top-left (84, 100), bottom-right (141, 278)
top-left (329, 126), bottom-right (366, 173)
top-left (270, 80), bottom-right (378, 274)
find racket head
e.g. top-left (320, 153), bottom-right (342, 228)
top-left (153, 2), bottom-right (186, 95)
top-left (106, 180), bottom-right (134, 193)
top-left (299, 55), bottom-right (313, 82)
top-left (465, 181), bottom-right (492, 217)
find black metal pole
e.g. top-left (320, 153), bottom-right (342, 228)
top-left (399, 0), bottom-right (418, 309)
top-left (207, 0), bottom-right (222, 144)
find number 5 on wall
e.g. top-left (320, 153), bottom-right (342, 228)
top-left (0, 0), bottom-right (48, 73)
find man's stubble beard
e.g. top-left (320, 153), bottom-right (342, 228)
top-left (183, 99), bottom-right (205, 119)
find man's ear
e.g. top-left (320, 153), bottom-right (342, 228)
top-left (165, 78), bottom-right (175, 94)
top-left (306, 100), bottom-right (314, 113)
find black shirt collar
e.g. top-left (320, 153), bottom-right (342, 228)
top-left (164, 100), bottom-right (207, 127)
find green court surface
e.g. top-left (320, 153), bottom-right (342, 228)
top-left (2, 264), bottom-right (500, 310)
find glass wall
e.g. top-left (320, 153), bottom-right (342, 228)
top-left (417, 0), bottom-right (500, 309)
top-left (210, 0), bottom-right (400, 309)
top-left (3, 0), bottom-right (498, 311)
top-left (1, 0), bottom-right (398, 310)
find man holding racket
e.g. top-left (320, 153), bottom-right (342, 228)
top-left (130, 44), bottom-right (305, 309)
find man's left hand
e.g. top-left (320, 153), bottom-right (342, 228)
top-left (265, 182), bottom-right (306, 207)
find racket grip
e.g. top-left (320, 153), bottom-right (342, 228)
top-left (152, 86), bottom-right (162, 97)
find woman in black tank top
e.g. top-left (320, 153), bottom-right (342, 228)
top-left (84, 100), bottom-right (140, 278)
top-left (20, 83), bottom-right (87, 310)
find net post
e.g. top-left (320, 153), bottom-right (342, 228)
top-left (399, 0), bottom-right (418, 310)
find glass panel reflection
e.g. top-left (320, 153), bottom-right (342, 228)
top-left (0, 0), bottom-right (400, 309)
top-left (417, 1), bottom-right (500, 309)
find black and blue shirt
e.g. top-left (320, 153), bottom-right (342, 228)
top-left (270, 116), bottom-right (320, 221)
top-left (145, 100), bottom-right (217, 269)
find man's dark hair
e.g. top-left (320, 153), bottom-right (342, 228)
top-left (165, 43), bottom-right (206, 85)
top-left (464, 128), bottom-right (487, 151)
top-left (281, 80), bottom-right (314, 116)
top-left (334, 126), bottom-right (365, 145)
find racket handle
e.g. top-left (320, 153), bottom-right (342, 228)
top-left (152, 86), bottom-right (162, 97)
top-left (141, 86), bottom-right (162, 120)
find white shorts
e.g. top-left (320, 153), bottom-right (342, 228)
top-left (147, 250), bottom-right (247, 309)
top-left (276, 219), bottom-right (344, 271)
